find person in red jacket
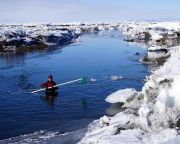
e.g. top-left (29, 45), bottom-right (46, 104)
top-left (41, 74), bottom-right (58, 97)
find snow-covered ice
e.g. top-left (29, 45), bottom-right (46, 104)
top-left (0, 23), bottom-right (122, 51)
top-left (79, 22), bottom-right (180, 144)
top-left (105, 88), bottom-right (138, 104)
top-left (111, 76), bottom-right (123, 81)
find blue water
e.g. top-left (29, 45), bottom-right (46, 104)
top-left (0, 31), bottom-right (147, 142)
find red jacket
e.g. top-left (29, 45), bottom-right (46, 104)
top-left (41, 80), bottom-right (58, 90)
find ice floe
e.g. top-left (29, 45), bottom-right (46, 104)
top-left (105, 88), bottom-right (138, 104)
top-left (110, 76), bottom-right (123, 81)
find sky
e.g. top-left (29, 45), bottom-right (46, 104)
top-left (0, 0), bottom-right (180, 23)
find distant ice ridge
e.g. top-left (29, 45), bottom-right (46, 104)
top-left (0, 23), bottom-right (121, 51)
top-left (2, 22), bottom-right (180, 52)
top-left (79, 22), bottom-right (180, 144)
top-left (0, 24), bottom-right (80, 51)
top-left (122, 22), bottom-right (180, 46)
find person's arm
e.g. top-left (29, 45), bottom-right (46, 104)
top-left (41, 81), bottom-right (47, 88)
top-left (53, 82), bottom-right (58, 90)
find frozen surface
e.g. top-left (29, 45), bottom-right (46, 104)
top-left (0, 24), bottom-right (80, 50)
top-left (79, 22), bottom-right (180, 144)
top-left (0, 23), bottom-right (121, 50)
top-left (0, 129), bottom-right (86, 144)
top-left (121, 22), bottom-right (180, 48)
top-left (1, 21), bottom-right (180, 51)
top-left (105, 88), bottom-right (137, 103)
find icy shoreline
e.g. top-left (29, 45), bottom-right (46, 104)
top-left (79, 22), bottom-right (180, 144)
top-left (1, 22), bottom-right (180, 52)
top-left (0, 23), bottom-right (120, 51)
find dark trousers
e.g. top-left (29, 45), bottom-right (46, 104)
top-left (45, 89), bottom-right (58, 97)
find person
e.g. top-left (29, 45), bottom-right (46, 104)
top-left (41, 74), bottom-right (58, 97)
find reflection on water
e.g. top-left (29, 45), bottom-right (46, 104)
top-left (0, 52), bottom-right (26, 67)
top-left (0, 46), bottom-right (64, 68)
top-left (16, 74), bottom-right (35, 90)
top-left (81, 98), bottom-right (88, 109)
top-left (41, 94), bottom-right (58, 107)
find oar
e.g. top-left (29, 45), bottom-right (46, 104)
top-left (31, 78), bottom-right (87, 94)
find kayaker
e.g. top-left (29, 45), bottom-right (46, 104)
top-left (41, 74), bottom-right (58, 96)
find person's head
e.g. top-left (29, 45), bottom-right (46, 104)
top-left (48, 74), bottom-right (53, 81)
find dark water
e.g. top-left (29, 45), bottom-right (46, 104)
top-left (0, 31), bottom-right (147, 143)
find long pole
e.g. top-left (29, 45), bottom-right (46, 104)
top-left (31, 78), bottom-right (83, 94)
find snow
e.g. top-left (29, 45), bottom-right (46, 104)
top-left (151, 32), bottom-right (163, 40)
top-left (0, 129), bottom-right (87, 144)
top-left (0, 23), bottom-right (122, 50)
top-left (164, 135), bottom-right (180, 144)
top-left (105, 88), bottom-right (138, 103)
top-left (121, 22), bottom-right (180, 48)
top-left (0, 24), bottom-right (77, 50)
top-left (79, 22), bottom-right (180, 144)
top-left (2, 21), bottom-right (180, 51)
top-left (99, 116), bottom-right (110, 127)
